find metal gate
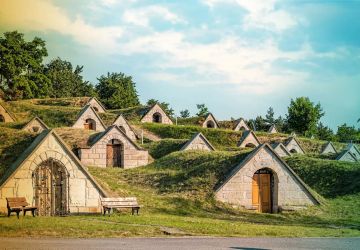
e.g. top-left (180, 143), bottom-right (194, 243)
top-left (33, 159), bottom-right (69, 216)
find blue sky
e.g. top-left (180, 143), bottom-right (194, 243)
top-left (1, 0), bottom-right (359, 130)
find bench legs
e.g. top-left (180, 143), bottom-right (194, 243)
top-left (23, 209), bottom-right (36, 217)
top-left (132, 208), bottom-right (140, 215)
top-left (7, 210), bottom-right (21, 219)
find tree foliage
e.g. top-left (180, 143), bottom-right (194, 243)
top-left (286, 97), bottom-right (324, 135)
top-left (316, 122), bottom-right (335, 141)
top-left (180, 109), bottom-right (190, 118)
top-left (265, 107), bottom-right (275, 125)
top-left (96, 72), bottom-right (140, 109)
top-left (196, 104), bottom-right (209, 117)
top-left (45, 58), bottom-right (95, 98)
top-left (336, 124), bottom-right (359, 142)
top-left (0, 31), bottom-right (50, 100)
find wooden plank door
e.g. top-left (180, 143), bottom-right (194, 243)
top-left (252, 174), bottom-right (260, 211)
top-left (260, 174), bottom-right (271, 213)
top-left (113, 145), bottom-right (121, 167)
top-left (106, 145), bottom-right (114, 167)
top-left (84, 123), bottom-right (90, 130)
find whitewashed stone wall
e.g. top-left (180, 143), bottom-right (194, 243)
top-left (215, 146), bottom-right (316, 212)
top-left (23, 119), bottom-right (47, 133)
top-left (141, 104), bottom-right (173, 125)
top-left (87, 98), bottom-right (105, 113)
top-left (0, 133), bottom-right (103, 214)
top-left (234, 119), bottom-right (250, 131)
top-left (113, 115), bottom-right (137, 141)
top-left (321, 143), bottom-right (336, 154)
top-left (72, 106), bottom-right (106, 132)
top-left (202, 115), bottom-right (218, 128)
top-left (238, 132), bottom-right (260, 148)
top-left (273, 144), bottom-right (290, 157)
top-left (79, 128), bottom-right (148, 169)
top-left (285, 139), bottom-right (304, 154)
top-left (183, 136), bottom-right (213, 151)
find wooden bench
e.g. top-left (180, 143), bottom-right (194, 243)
top-left (100, 197), bottom-right (140, 215)
top-left (6, 197), bottom-right (37, 219)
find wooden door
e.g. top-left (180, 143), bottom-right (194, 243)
top-left (84, 123), bottom-right (90, 130)
top-left (252, 174), bottom-right (260, 211)
top-left (106, 144), bottom-right (122, 167)
top-left (252, 173), bottom-right (271, 213)
top-left (260, 174), bottom-right (271, 213)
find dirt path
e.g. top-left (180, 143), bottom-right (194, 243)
top-left (132, 125), bottom-right (161, 142)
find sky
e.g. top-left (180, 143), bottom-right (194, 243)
top-left (0, 0), bottom-right (359, 130)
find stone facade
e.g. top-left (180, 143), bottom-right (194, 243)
top-left (234, 118), bottom-right (250, 131)
top-left (72, 105), bottom-right (106, 132)
top-left (215, 144), bottom-right (319, 212)
top-left (337, 150), bottom-right (358, 162)
top-left (202, 113), bottom-right (219, 129)
top-left (140, 104), bottom-right (173, 125)
top-left (78, 125), bottom-right (149, 169)
top-left (284, 137), bottom-right (305, 154)
top-left (346, 144), bottom-right (360, 160)
top-left (22, 117), bottom-right (49, 134)
top-left (0, 130), bottom-right (106, 214)
top-left (237, 131), bottom-right (260, 148)
top-left (272, 143), bottom-right (291, 157)
top-left (180, 132), bottom-right (215, 151)
top-left (321, 142), bottom-right (337, 155)
top-left (86, 97), bottom-right (106, 113)
top-left (112, 114), bottom-right (137, 141)
top-left (268, 125), bottom-right (278, 134)
top-left (0, 103), bottom-right (15, 123)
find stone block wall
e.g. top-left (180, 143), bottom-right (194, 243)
top-left (141, 104), bottom-right (173, 125)
top-left (215, 146), bottom-right (316, 212)
top-left (183, 136), bottom-right (213, 151)
top-left (286, 139), bottom-right (304, 154)
top-left (23, 119), bottom-right (47, 133)
top-left (0, 104), bottom-right (15, 123)
top-left (72, 107), bottom-right (105, 132)
top-left (0, 133), bottom-right (103, 214)
top-left (79, 128), bottom-right (148, 169)
top-left (113, 116), bottom-right (137, 141)
top-left (88, 98), bottom-right (105, 113)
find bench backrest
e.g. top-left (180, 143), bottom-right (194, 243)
top-left (6, 197), bottom-right (29, 208)
top-left (100, 197), bottom-right (138, 206)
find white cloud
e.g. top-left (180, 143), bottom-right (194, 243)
top-left (123, 6), bottom-right (185, 27)
top-left (0, 0), bottom-right (123, 51)
top-left (202, 0), bottom-right (298, 31)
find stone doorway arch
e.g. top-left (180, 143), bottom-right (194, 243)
top-left (252, 168), bottom-right (278, 213)
top-left (0, 114), bottom-right (4, 122)
top-left (206, 120), bottom-right (215, 128)
top-left (152, 112), bottom-right (162, 123)
top-left (33, 158), bottom-right (69, 216)
top-left (106, 139), bottom-right (123, 168)
top-left (84, 118), bottom-right (96, 130)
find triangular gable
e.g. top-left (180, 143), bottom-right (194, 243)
top-left (86, 97), bottom-right (106, 113)
top-left (234, 118), bottom-right (250, 131)
top-left (202, 113), bottom-right (220, 128)
top-left (237, 130), bottom-right (261, 148)
top-left (336, 150), bottom-right (358, 162)
top-left (112, 114), bottom-right (138, 140)
top-left (268, 124), bottom-right (278, 134)
top-left (0, 102), bottom-right (15, 122)
top-left (321, 142), bottom-right (337, 155)
top-left (180, 132), bottom-right (216, 151)
top-left (22, 116), bottom-right (49, 133)
top-left (140, 104), bottom-right (173, 124)
top-left (0, 130), bottom-right (107, 197)
top-left (345, 143), bottom-right (360, 160)
top-left (272, 142), bottom-right (291, 157)
top-left (215, 143), bottom-right (320, 205)
top-left (87, 125), bottom-right (144, 151)
top-left (284, 137), bottom-right (305, 154)
top-left (72, 105), bottom-right (107, 131)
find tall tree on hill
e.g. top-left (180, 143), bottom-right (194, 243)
top-left (180, 109), bottom-right (190, 118)
top-left (146, 99), bottom-right (174, 116)
top-left (45, 58), bottom-right (95, 98)
top-left (96, 72), bottom-right (140, 109)
top-left (286, 97), bottom-right (324, 135)
top-left (316, 122), bottom-right (335, 141)
top-left (196, 104), bottom-right (209, 117)
top-left (0, 31), bottom-right (50, 100)
top-left (265, 107), bottom-right (275, 125)
top-left (336, 124), bottom-right (359, 142)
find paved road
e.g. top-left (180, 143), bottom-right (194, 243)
top-left (0, 237), bottom-right (359, 250)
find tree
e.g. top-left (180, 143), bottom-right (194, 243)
top-left (0, 31), bottom-right (50, 100)
top-left (265, 107), bottom-right (275, 125)
top-left (180, 109), bottom-right (190, 118)
top-left (45, 58), bottom-right (94, 98)
top-left (316, 122), bottom-right (335, 141)
top-left (96, 72), bottom-right (140, 109)
top-left (196, 104), bottom-right (209, 117)
top-left (286, 97), bottom-right (324, 135)
top-left (336, 124), bottom-right (359, 142)
top-left (146, 99), bottom-right (174, 117)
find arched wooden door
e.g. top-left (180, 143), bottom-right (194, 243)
top-left (106, 139), bottom-right (123, 168)
top-left (252, 169), bottom-right (272, 213)
top-left (33, 159), bottom-right (68, 216)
